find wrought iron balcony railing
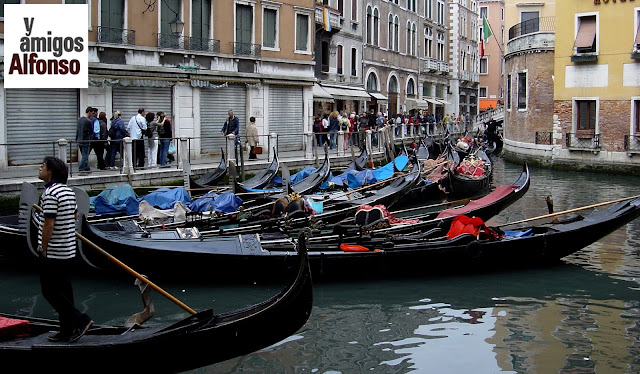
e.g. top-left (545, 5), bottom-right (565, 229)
top-left (624, 134), bottom-right (640, 153)
top-left (508, 16), bottom-right (555, 41)
top-left (157, 33), bottom-right (185, 49)
top-left (188, 37), bottom-right (220, 53)
top-left (535, 131), bottom-right (552, 145)
top-left (566, 132), bottom-right (600, 150)
top-left (232, 42), bottom-right (261, 58)
top-left (98, 26), bottom-right (135, 45)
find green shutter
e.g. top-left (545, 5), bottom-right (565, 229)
top-left (101, 0), bottom-right (123, 29)
top-left (296, 14), bottom-right (308, 51)
top-left (263, 9), bottom-right (276, 48)
top-left (236, 4), bottom-right (252, 44)
top-left (192, 0), bottom-right (211, 39)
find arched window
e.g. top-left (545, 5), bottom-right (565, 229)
top-left (366, 72), bottom-right (378, 91)
top-left (406, 21), bottom-right (411, 54)
top-left (394, 16), bottom-right (399, 51)
top-left (411, 23), bottom-right (416, 56)
top-left (388, 14), bottom-right (394, 50)
top-left (407, 78), bottom-right (415, 96)
top-left (389, 75), bottom-right (399, 93)
top-left (366, 6), bottom-right (372, 44)
top-left (337, 44), bottom-right (343, 74)
top-left (351, 47), bottom-right (357, 76)
top-left (321, 41), bottom-right (329, 72)
top-left (373, 8), bottom-right (380, 46)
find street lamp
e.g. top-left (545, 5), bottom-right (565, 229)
top-left (169, 15), bottom-right (184, 35)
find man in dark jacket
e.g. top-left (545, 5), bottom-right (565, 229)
top-left (221, 110), bottom-right (240, 160)
top-left (76, 107), bottom-right (96, 172)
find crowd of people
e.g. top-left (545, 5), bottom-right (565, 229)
top-left (76, 107), bottom-right (173, 172)
top-left (312, 109), bottom-right (475, 150)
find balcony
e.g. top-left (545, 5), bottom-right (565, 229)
top-left (157, 33), bottom-right (185, 49)
top-left (188, 37), bottom-right (220, 53)
top-left (232, 42), bottom-right (261, 58)
top-left (624, 135), bottom-right (640, 154)
top-left (439, 62), bottom-right (449, 74)
top-left (424, 58), bottom-right (439, 71)
top-left (315, 6), bottom-right (342, 32)
top-left (566, 132), bottom-right (600, 151)
top-left (506, 17), bottom-right (555, 56)
top-left (98, 26), bottom-right (135, 45)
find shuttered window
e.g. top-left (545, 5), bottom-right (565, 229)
top-left (268, 86), bottom-right (304, 152)
top-left (296, 14), bottom-right (309, 51)
top-left (200, 85), bottom-right (247, 155)
top-left (635, 14), bottom-right (640, 49)
top-left (192, 0), bottom-right (211, 39)
top-left (236, 4), bottom-right (253, 45)
top-left (574, 16), bottom-right (596, 53)
top-left (577, 100), bottom-right (596, 131)
top-left (517, 72), bottom-right (527, 110)
top-left (263, 8), bottom-right (277, 48)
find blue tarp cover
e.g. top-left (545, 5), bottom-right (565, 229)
top-left (321, 156), bottom-right (409, 189)
top-left (90, 185), bottom-right (192, 215)
top-left (188, 191), bottom-right (243, 213)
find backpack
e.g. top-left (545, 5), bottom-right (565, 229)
top-left (108, 125), bottom-right (116, 139)
top-left (313, 120), bottom-right (322, 133)
top-left (99, 121), bottom-right (108, 140)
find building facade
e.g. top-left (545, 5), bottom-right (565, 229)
top-left (477, 0), bottom-right (504, 112)
top-left (448, 0), bottom-right (480, 119)
top-left (0, 0), bottom-right (316, 168)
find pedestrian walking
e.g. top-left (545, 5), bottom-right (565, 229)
top-left (92, 111), bottom-right (108, 170)
top-left (36, 156), bottom-right (93, 343)
top-left (146, 112), bottom-right (159, 168)
top-left (76, 106), bottom-right (96, 172)
top-left (245, 116), bottom-right (259, 160)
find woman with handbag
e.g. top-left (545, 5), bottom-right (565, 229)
top-left (246, 116), bottom-right (260, 160)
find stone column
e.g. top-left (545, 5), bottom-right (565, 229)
top-left (122, 137), bottom-right (133, 174)
top-left (365, 129), bottom-right (373, 164)
top-left (179, 137), bottom-right (191, 189)
top-left (269, 132), bottom-right (277, 161)
top-left (57, 139), bottom-right (68, 162)
top-left (337, 130), bottom-right (345, 156)
top-left (304, 132), bottom-right (314, 160)
top-left (226, 134), bottom-right (236, 166)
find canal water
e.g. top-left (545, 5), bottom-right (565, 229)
top-left (2, 156), bottom-right (640, 373)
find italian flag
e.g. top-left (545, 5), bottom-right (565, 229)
top-left (480, 15), bottom-right (492, 58)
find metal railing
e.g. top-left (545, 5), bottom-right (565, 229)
top-left (624, 135), bottom-right (640, 153)
top-left (535, 131), bottom-right (552, 145)
top-left (157, 33), bottom-right (185, 49)
top-left (566, 133), bottom-right (600, 150)
top-left (508, 17), bottom-right (555, 41)
top-left (232, 42), bottom-right (261, 58)
top-left (188, 37), bottom-right (220, 53)
top-left (98, 26), bottom-right (135, 45)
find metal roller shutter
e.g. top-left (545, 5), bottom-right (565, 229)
top-left (6, 89), bottom-right (79, 165)
top-left (112, 87), bottom-right (173, 123)
top-left (268, 85), bottom-right (303, 151)
top-left (200, 84), bottom-right (247, 155)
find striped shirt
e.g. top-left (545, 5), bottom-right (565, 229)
top-left (38, 182), bottom-right (77, 259)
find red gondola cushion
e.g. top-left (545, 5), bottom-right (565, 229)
top-left (0, 316), bottom-right (30, 341)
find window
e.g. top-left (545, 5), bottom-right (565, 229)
top-left (574, 15), bottom-right (597, 54)
top-left (634, 99), bottom-right (640, 133)
top-left (388, 14), bottom-right (394, 49)
top-left (262, 7), bottom-right (277, 49)
top-left (389, 76), bottom-right (399, 93)
top-left (373, 8), bottom-right (380, 46)
top-left (100, 0), bottom-right (124, 43)
top-left (366, 7), bottom-right (372, 44)
top-left (425, 0), bottom-right (432, 19)
top-left (437, 32), bottom-right (445, 60)
top-left (517, 72), bottom-right (527, 110)
top-left (521, 11), bottom-right (539, 35)
top-left (479, 57), bottom-right (488, 74)
top-left (337, 45), bottom-right (343, 74)
top-left (424, 27), bottom-right (433, 58)
top-left (407, 79), bottom-right (416, 96)
top-left (507, 74), bottom-right (512, 109)
top-left (406, 21), bottom-right (412, 54)
top-left (576, 100), bottom-right (597, 130)
top-left (193, 0), bottom-right (211, 40)
top-left (352, 0), bottom-right (357, 21)
top-left (338, 0), bottom-right (343, 16)
top-left (351, 47), bottom-right (357, 76)
top-left (412, 23), bottom-right (417, 56)
top-left (162, 0), bottom-right (182, 48)
top-left (437, 1), bottom-right (445, 25)
top-left (479, 87), bottom-right (487, 98)
top-left (423, 82), bottom-right (431, 96)
top-left (321, 41), bottom-right (329, 72)
top-left (366, 73), bottom-right (378, 91)
top-left (480, 6), bottom-right (487, 18)
top-left (296, 13), bottom-right (309, 51)
top-left (394, 16), bottom-right (400, 51)
top-left (236, 3), bottom-right (253, 45)
top-left (1, 0), bottom-right (21, 19)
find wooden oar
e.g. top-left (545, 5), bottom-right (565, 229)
top-left (500, 195), bottom-right (640, 227)
top-left (33, 204), bottom-right (196, 315)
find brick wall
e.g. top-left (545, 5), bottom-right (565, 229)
top-left (504, 51), bottom-right (555, 144)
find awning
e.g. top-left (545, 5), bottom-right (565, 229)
top-left (322, 86), bottom-right (372, 100)
top-left (313, 84), bottom-right (334, 103)
top-left (369, 92), bottom-right (388, 101)
top-left (479, 99), bottom-right (499, 111)
top-left (436, 99), bottom-right (452, 105)
top-left (424, 98), bottom-right (439, 105)
top-left (406, 98), bottom-right (429, 110)
top-left (574, 16), bottom-right (596, 51)
top-left (264, 78), bottom-right (314, 86)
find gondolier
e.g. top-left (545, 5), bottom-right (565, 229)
top-left (35, 156), bottom-right (93, 343)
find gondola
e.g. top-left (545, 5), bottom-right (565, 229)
top-left (345, 148), bottom-right (368, 171)
top-left (189, 149), bottom-right (227, 189)
top-left (415, 138), bottom-right (430, 162)
top-left (0, 231), bottom-right (313, 372)
top-left (267, 151), bottom-right (331, 199)
top-left (234, 151), bottom-right (280, 193)
top-left (0, 182), bottom-right (38, 259)
top-left (443, 149), bottom-right (492, 197)
top-left (70, 165), bottom-right (530, 278)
